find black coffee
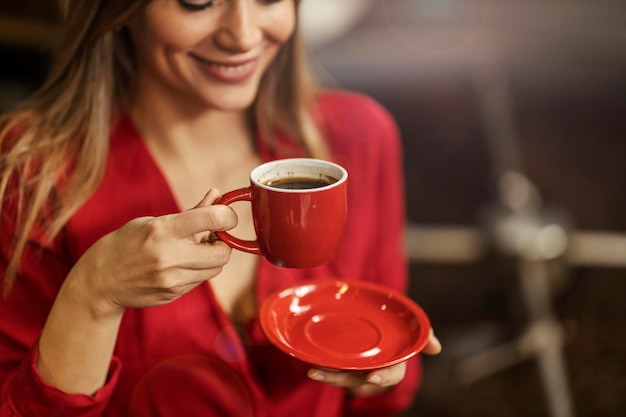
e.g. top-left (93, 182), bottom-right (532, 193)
top-left (265, 176), bottom-right (337, 190)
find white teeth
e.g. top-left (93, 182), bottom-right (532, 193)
top-left (211, 62), bottom-right (252, 73)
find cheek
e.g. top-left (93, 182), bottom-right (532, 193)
top-left (261, 3), bottom-right (297, 44)
top-left (133, 7), bottom-right (211, 52)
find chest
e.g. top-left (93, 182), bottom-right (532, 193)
top-left (163, 153), bottom-right (263, 323)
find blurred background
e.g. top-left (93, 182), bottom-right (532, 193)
top-left (1, 1), bottom-right (625, 416)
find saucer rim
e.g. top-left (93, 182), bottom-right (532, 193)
top-left (259, 278), bottom-right (432, 371)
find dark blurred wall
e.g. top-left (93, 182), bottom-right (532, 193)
top-left (310, 2), bottom-right (626, 416)
top-left (1, 1), bottom-right (59, 21)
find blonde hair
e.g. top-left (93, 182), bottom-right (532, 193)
top-left (0, 0), bottom-right (324, 295)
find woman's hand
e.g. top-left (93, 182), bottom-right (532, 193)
top-left (37, 189), bottom-right (237, 395)
top-left (307, 329), bottom-right (442, 397)
top-left (68, 189), bottom-right (237, 317)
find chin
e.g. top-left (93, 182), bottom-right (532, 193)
top-left (190, 73), bottom-right (264, 112)
top-left (205, 92), bottom-right (257, 112)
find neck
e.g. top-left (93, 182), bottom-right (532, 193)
top-left (128, 69), bottom-right (255, 158)
top-left (127, 90), bottom-right (261, 210)
top-left (135, 107), bottom-right (250, 151)
top-left (129, 101), bottom-right (253, 162)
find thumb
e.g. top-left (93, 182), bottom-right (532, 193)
top-left (422, 328), bottom-right (442, 355)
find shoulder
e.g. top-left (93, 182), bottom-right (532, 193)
top-left (315, 89), bottom-right (398, 134)
top-left (314, 89), bottom-right (402, 161)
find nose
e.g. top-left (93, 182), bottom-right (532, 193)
top-left (214, 1), bottom-right (263, 53)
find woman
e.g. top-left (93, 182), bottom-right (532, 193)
top-left (0, 0), bottom-right (441, 416)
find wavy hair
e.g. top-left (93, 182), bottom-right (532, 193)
top-left (0, 0), bottom-right (323, 295)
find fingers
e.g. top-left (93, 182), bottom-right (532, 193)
top-left (119, 271), bottom-right (217, 309)
top-left (307, 368), bottom-right (365, 389)
top-left (307, 330), bottom-right (441, 393)
top-left (169, 193), bottom-right (238, 239)
top-left (192, 188), bottom-right (223, 209)
top-left (364, 361), bottom-right (407, 387)
top-left (422, 328), bottom-right (443, 355)
top-left (307, 361), bottom-right (407, 395)
top-left (175, 239), bottom-right (232, 270)
top-left (306, 330), bottom-right (441, 394)
top-left (151, 268), bottom-right (222, 296)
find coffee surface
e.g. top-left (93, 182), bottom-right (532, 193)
top-left (264, 176), bottom-right (337, 190)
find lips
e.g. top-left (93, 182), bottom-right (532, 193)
top-left (189, 53), bottom-right (258, 83)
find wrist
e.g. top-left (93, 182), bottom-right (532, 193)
top-left (63, 266), bottom-right (125, 321)
top-left (37, 265), bottom-right (125, 394)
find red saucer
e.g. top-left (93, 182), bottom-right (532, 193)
top-left (259, 279), bottom-right (431, 370)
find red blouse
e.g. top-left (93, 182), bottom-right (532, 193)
top-left (0, 91), bottom-right (420, 416)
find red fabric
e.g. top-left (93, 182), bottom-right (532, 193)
top-left (0, 90), bottom-right (420, 416)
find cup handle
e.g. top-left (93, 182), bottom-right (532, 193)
top-left (214, 188), bottom-right (262, 255)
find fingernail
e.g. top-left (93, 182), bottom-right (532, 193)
top-left (308, 371), bottom-right (324, 381)
top-left (367, 374), bottom-right (382, 385)
top-left (430, 329), bottom-right (442, 349)
top-left (433, 335), bottom-right (442, 349)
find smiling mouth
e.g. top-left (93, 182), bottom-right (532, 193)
top-left (212, 62), bottom-right (253, 72)
top-left (189, 53), bottom-right (258, 83)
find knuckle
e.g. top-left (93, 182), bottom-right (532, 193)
top-left (143, 218), bottom-right (169, 242)
top-left (153, 273), bottom-right (182, 293)
top-left (208, 205), bottom-right (237, 231)
top-left (139, 221), bottom-right (177, 272)
top-left (145, 247), bottom-right (175, 273)
top-left (204, 206), bottom-right (224, 230)
top-left (211, 241), bottom-right (232, 264)
top-left (220, 243), bottom-right (233, 262)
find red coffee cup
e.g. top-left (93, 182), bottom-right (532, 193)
top-left (215, 158), bottom-right (348, 268)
